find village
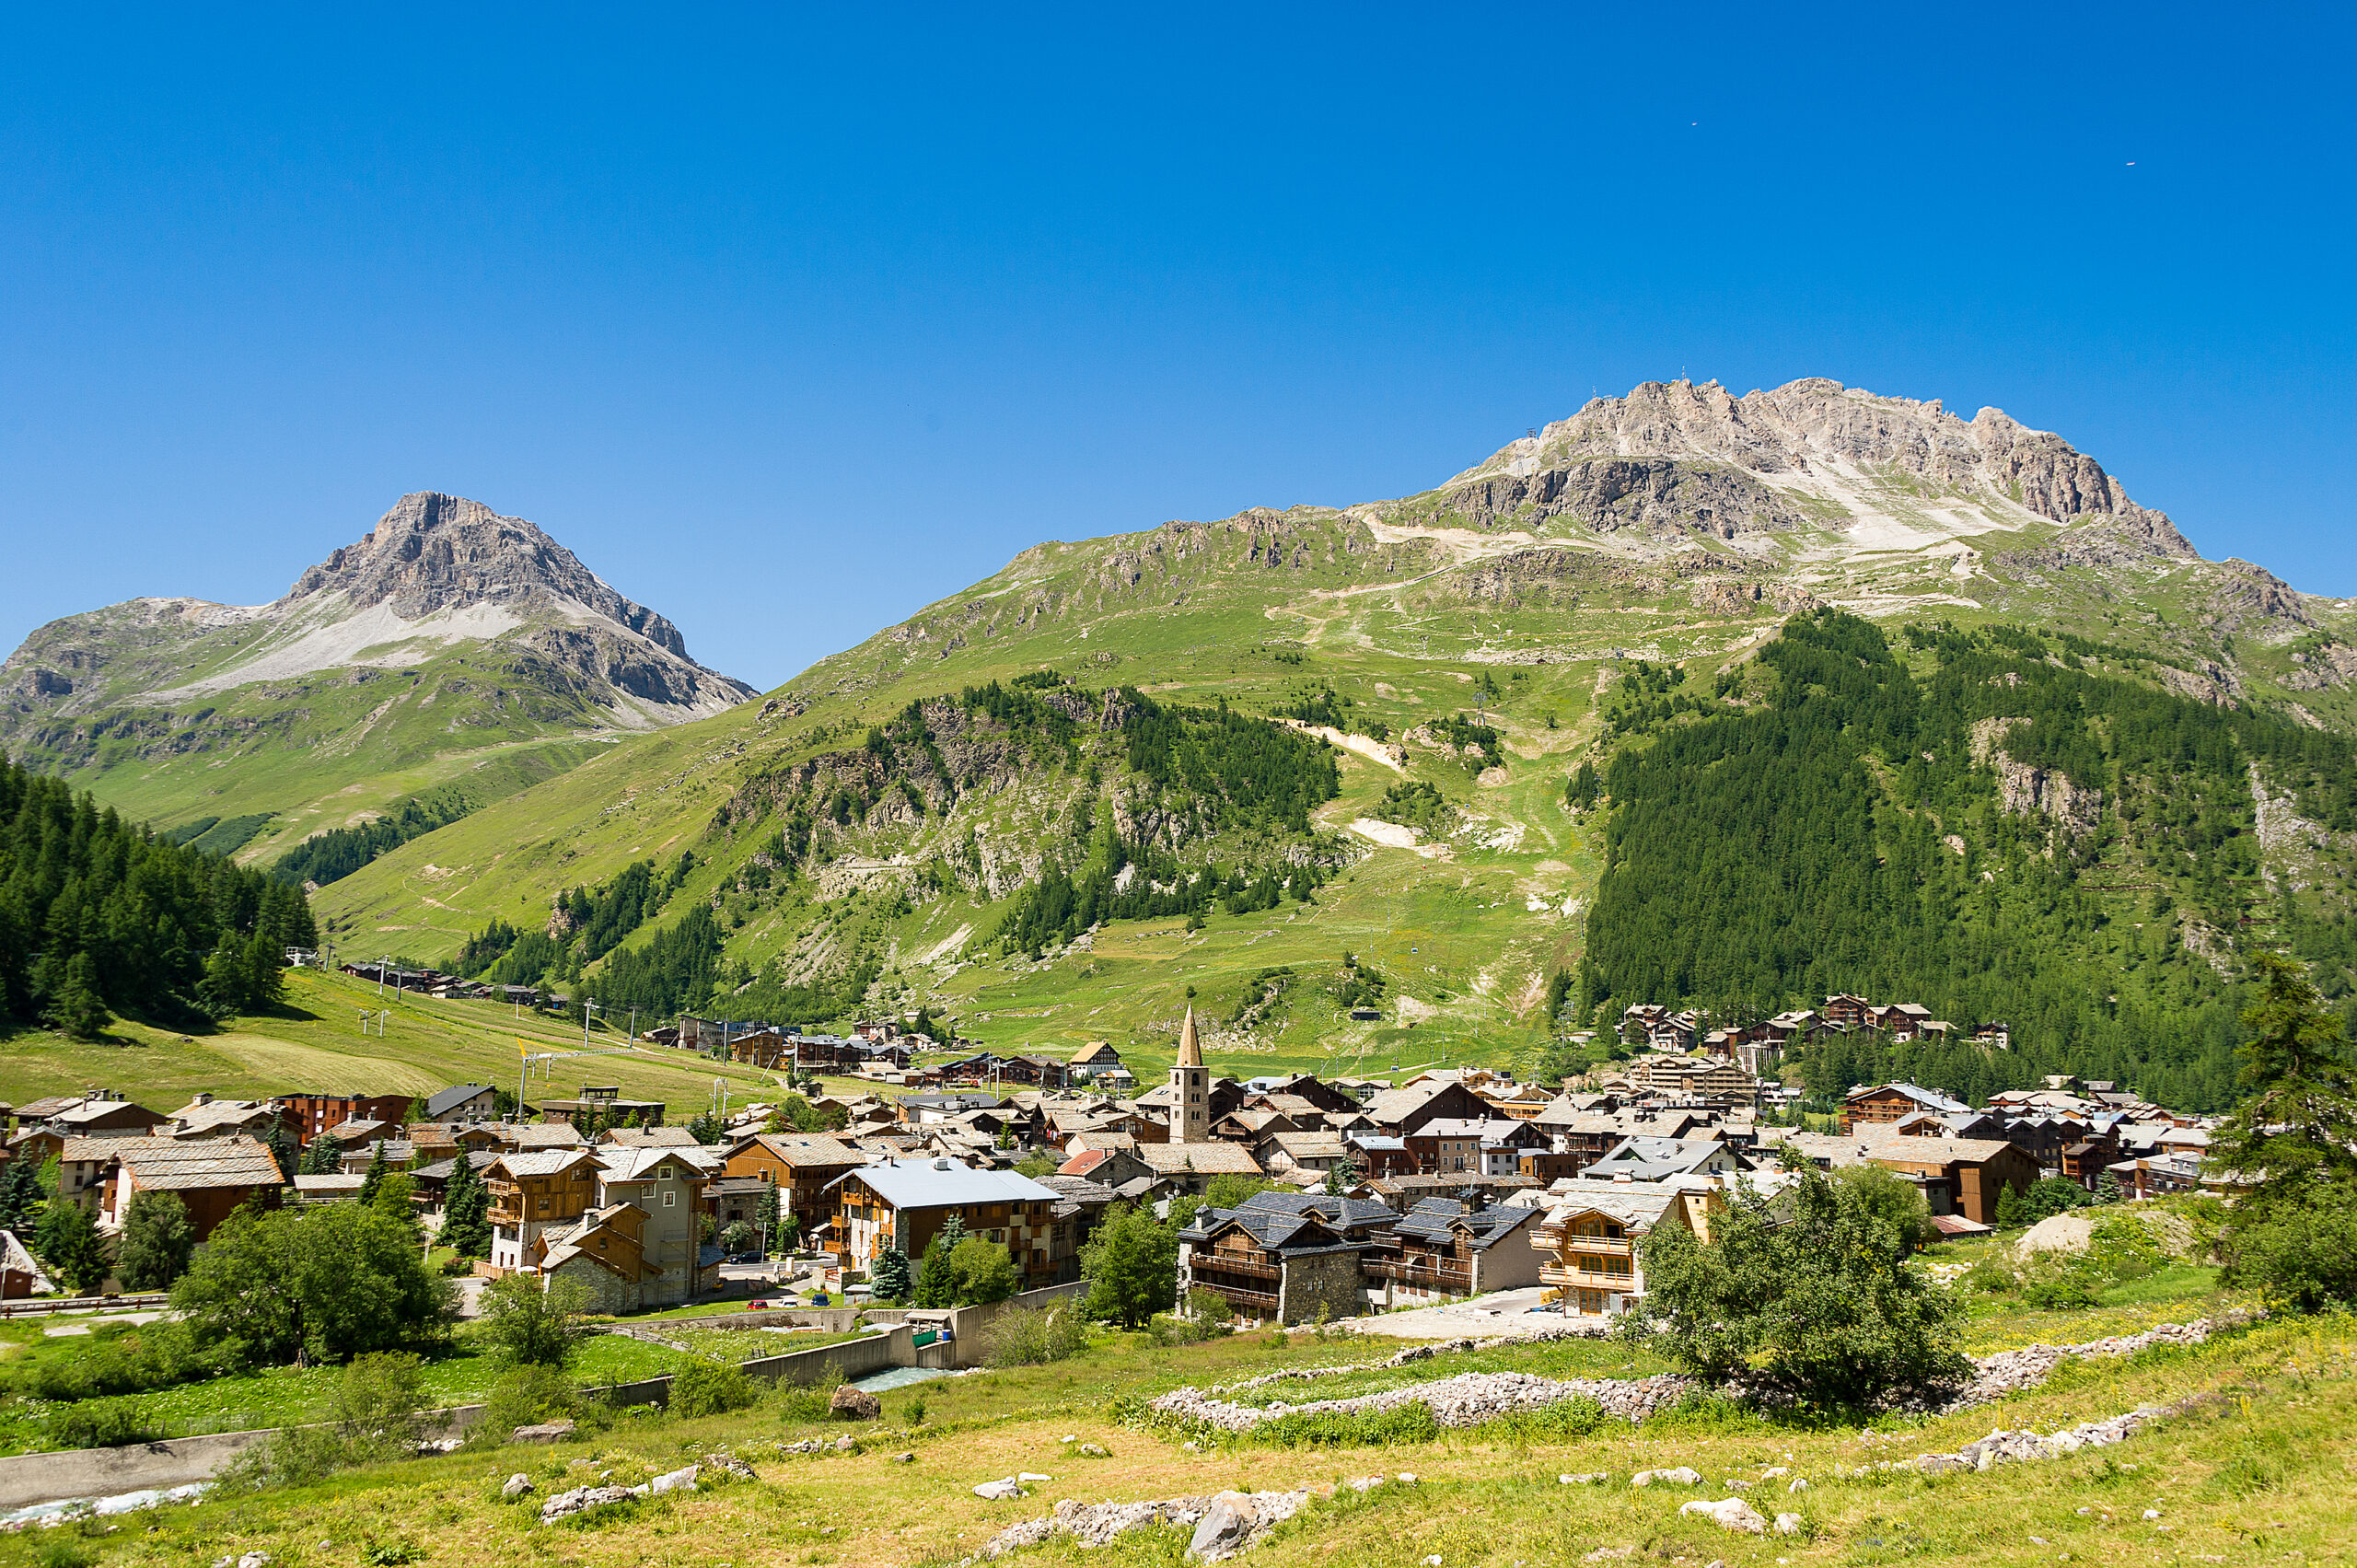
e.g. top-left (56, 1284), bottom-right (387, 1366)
top-left (0, 983), bottom-right (2222, 1330)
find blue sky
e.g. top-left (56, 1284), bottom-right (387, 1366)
top-left (3, 4), bottom-right (2351, 691)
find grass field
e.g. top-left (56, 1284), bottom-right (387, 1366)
top-left (0, 969), bottom-right (795, 1117)
top-left (10, 1255), bottom-right (2346, 1568)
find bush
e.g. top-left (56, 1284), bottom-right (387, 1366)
top-left (1620, 1167), bottom-right (1969, 1410)
top-left (2017, 1251), bottom-right (2101, 1309)
top-left (1832, 1165), bottom-right (1937, 1250)
top-left (773, 1381), bottom-right (831, 1423)
top-left (476, 1364), bottom-right (585, 1443)
top-left (982, 1304), bottom-right (1088, 1368)
top-left (1961, 1254), bottom-right (2019, 1295)
top-left (670, 1356), bottom-right (760, 1419)
top-left (2222, 1180), bottom-right (2357, 1314)
top-left (1491, 1395), bottom-right (1606, 1443)
top-left (42, 1396), bottom-right (159, 1449)
top-left (476, 1274), bottom-right (589, 1368)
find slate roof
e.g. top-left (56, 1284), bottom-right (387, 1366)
top-left (602, 1127), bottom-right (702, 1148)
top-left (493, 1149), bottom-right (599, 1178)
top-left (1234, 1191), bottom-right (1399, 1229)
top-left (1136, 1142), bottom-right (1265, 1176)
top-left (1394, 1197), bottom-right (1542, 1251)
top-left (732, 1132), bottom-right (862, 1167)
top-left (103, 1135), bottom-right (284, 1191)
top-left (513, 1122), bottom-right (588, 1150)
top-left (424, 1086), bottom-right (495, 1119)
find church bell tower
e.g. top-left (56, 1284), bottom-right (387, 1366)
top-left (1171, 1005), bottom-right (1209, 1144)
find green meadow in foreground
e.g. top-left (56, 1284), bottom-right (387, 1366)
top-left (7, 1267), bottom-right (2345, 1568)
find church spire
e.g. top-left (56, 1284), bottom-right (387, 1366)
top-left (1176, 1005), bottom-right (1202, 1068)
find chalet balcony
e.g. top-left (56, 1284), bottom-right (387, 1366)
top-left (1540, 1260), bottom-right (1638, 1288)
top-left (1190, 1279), bottom-right (1279, 1315)
top-left (1534, 1225), bottom-right (1633, 1251)
top-left (1364, 1258), bottom-right (1471, 1292)
top-left (1190, 1254), bottom-right (1278, 1282)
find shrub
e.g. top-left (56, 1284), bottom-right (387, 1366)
top-left (2017, 1252), bottom-right (2101, 1310)
top-left (1961, 1254), bottom-right (2019, 1295)
top-left (1620, 1167), bottom-right (1969, 1410)
top-left (331, 1353), bottom-right (431, 1458)
top-left (1491, 1395), bottom-right (1606, 1443)
top-left (982, 1304), bottom-right (1088, 1368)
top-left (476, 1274), bottom-right (590, 1368)
top-left (900, 1392), bottom-right (927, 1425)
top-left (476, 1364), bottom-right (582, 1442)
top-left (2221, 1180), bottom-right (2357, 1314)
top-left (43, 1396), bottom-right (159, 1449)
top-left (670, 1356), bottom-right (760, 1419)
top-left (773, 1380), bottom-right (831, 1423)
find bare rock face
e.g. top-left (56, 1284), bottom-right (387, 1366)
top-left (281, 492), bottom-right (690, 655)
top-left (1970, 718), bottom-right (2103, 836)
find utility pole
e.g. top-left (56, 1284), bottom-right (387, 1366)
top-left (377, 956), bottom-right (389, 1000)
top-left (582, 999), bottom-right (601, 1049)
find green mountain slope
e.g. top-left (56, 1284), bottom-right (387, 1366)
top-left (305, 379), bottom-right (2357, 1091)
top-left (0, 492), bottom-right (753, 871)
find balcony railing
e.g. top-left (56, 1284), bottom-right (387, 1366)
top-left (1365, 1259), bottom-right (1471, 1290)
top-left (1190, 1253), bottom-right (1278, 1281)
top-left (1190, 1280), bottom-right (1278, 1314)
top-left (1540, 1262), bottom-right (1637, 1287)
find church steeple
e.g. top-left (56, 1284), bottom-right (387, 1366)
top-left (1170, 1005), bottom-right (1209, 1144)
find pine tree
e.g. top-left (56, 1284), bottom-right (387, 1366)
top-left (266, 1121), bottom-right (300, 1184)
top-left (2210, 950), bottom-right (2357, 1216)
top-left (870, 1246), bottom-right (912, 1303)
top-left (116, 1191), bottom-right (195, 1291)
top-left (35, 1201), bottom-right (111, 1295)
top-left (49, 952), bottom-right (110, 1040)
top-left (358, 1142), bottom-right (390, 1205)
top-left (441, 1155), bottom-right (492, 1259)
top-left (300, 1133), bottom-right (343, 1175)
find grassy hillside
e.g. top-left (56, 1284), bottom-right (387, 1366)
top-left (0, 969), bottom-right (791, 1116)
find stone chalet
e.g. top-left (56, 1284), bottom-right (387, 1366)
top-left (1178, 1192), bottom-right (1395, 1325)
top-left (1365, 1194), bottom-right (1543, 1307)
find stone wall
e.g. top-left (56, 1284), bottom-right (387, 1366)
top-left (1276, 1250), bottom-right (1364, 1325)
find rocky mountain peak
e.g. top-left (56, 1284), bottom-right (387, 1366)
top-left (1453, 377), bottom-right (2196, 553)
top-left (281, 492), bottom-right (691, 658)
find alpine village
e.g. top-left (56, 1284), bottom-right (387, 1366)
top-left (2, 384), bottom-right (2354, 1564)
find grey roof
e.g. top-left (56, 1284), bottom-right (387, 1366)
top-left (1395, 1197), bottom-right (1542, 1251)
top-left (412, 1150), bottom-right (501, 1180)
top-left (493, 1149), bottom-right (598, 1178)
top-left (1180, 1201), bottom-right (1373, 1254)
top-left (1237, 1191), bottom-right (1399, 1229)
top-left (424, 1085), bottom-right (495, 1119)
top-left (101, 1135), bottom-right (284, 1191)
top-left (830, 1159), bottom-right (1060, 1209)
top-left (1851, 1082), bottom-right (1969, 1114)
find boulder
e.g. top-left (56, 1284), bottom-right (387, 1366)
top-left (511, 1419), bottom-right (576, 1445)
top-left (539, 1484), bottom-right (635, 1523)
top-left (830, 1385), bottom-right (883, 1421)
top-left (1186, 1493), bottom-right (1257, 1562)
top-left (974, 1477), bottom-right (1027, 1501)
top-left (1678, 1499), bottom-right (1766, 1535)
top-left (1775, 1514), bottom-right (1805, 1536)
top-left (501, 1474), bottom-right (535, 1501)
top-left (1632, 1468), bottom-right (1701, 1487)
top-left (1559, 1472), bottom-right (1608, 1485)
top-left (237, 1556), bottom-right (273, 1568)
top-left (648, 1465), bottom-right (701, 1496)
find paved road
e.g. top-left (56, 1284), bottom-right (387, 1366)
top-left (1332, 1286), bottom-right (1559, 1339)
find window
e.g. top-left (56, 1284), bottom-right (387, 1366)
top-left (663, 1190), bottom-right (677, 1208)
top-left (537, 1197), bottom-right (549, 1212)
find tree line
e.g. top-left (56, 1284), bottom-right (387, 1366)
top-left (1573, 610), bottom-right (2357, 1110)
top-left (0, 754), bottom-right (319, 1036)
